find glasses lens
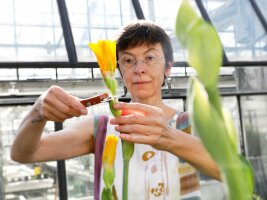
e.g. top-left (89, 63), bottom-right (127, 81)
top-left (121, 56), bottom-right (134, 68)
top-left (144, 56), bottom-right (157, 66)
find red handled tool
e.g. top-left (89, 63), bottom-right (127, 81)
top-left (80, 93), bottom-right (109, 107)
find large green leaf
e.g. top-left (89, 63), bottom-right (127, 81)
top-left (239, 154), bottom-right (254, 198)
top-left (101, 188), bottom-right (113, 200)
top-left (176, 1), bottom-right (255, 199)
top-left (222, 108), bottom-right (238, 152)
top-left (175, 0), bottom-right (199, 47)
top-left (190, 77), bottom-right (253, 200)
top-left (189, 77), bottom-right (236, 166)
top-left (187, 21), bottom-right (222, 88)
top-left (176, 0), bottom-right (222, 88)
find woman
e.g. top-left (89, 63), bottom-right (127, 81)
top-left (11, 21), bottom-right (220, 199)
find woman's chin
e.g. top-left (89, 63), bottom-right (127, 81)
top-left (131, 91), bottom-right (153, 100)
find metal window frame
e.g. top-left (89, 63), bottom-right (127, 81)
top-left (2, 0), bottom-right (267, 199)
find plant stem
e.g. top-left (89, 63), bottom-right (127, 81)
top-left (122, 159), bottom-right (130, 200)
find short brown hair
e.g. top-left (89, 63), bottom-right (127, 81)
top-left (116, 20), bottom-right (173, 68)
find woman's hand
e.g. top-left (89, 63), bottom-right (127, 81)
top-left (109, 102), bottom-right (176, 151)
top-left (34, 86), bottom-right (88, 122)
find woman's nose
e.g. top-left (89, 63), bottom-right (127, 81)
top-left (133, 59), bottom-right (146, 73)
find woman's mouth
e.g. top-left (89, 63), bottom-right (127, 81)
top-left (133, 81), bottom-right (150, 85)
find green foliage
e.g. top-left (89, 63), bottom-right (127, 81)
top-left (104, 76), bottom-right (118, 96)
top-left (101, 187), bottom-right (113, 200)
top-left (109, 98), bottom-right (122, 117)
top-left (176, 0), bottom-right (222, 89)
top-left (103, 167), bottom-right (115, 190)
top-left (176, 0), bottom-right (255, 199)
top-left (122, 141), bottom-right (134, 161)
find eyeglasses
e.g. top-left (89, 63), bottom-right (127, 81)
top-left (118, 55), bottom-right (165, 69)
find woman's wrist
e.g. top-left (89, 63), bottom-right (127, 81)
top-left (29, 104), bottom-right (47, 125)
top-left (162, 127), bottom-right (181, 155)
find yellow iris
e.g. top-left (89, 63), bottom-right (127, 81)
top-left (89, 40), bottom-right (117, 76)
top-left (102, 135), bottom-right (118, 168)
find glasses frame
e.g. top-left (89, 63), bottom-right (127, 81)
top-left (117, 55), bottom-right (165, 69)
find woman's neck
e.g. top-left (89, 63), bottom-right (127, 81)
top-left (131, 94), bottom-right (163, 108)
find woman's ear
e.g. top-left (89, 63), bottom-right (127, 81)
top-left (165, 61), bottom-right (172, 77)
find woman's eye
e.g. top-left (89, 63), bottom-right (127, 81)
top-left (145, 56), bottom-right (155, 61)
top-left (124, 58), bottom-right (133, 64)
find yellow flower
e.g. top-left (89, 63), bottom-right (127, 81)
top-left (89, 40), bottom-right (118, 95)
top-left (102, 135), bottom-right (118, 168)
top-left (102, 135), bottom-right (118, 189)
top-left (89, 40), bottom-right (117, 76)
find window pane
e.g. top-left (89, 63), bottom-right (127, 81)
top-left (18, 68), bottom-right (56, 80)
top-left (67, 0), bottom-right (137, 62)
top-left (241, 95), bottom-right (267, 156)
top-left (1, 106), bottom-right (58, 199)
top-left (0, 69), bottom-right (17, 81)
top-left (0, 0), bottom-right (68, 62)
top-left (241, 95), bottom-right (267, 197)
top-left (202, 0), bottom-right (267, 61)
top-left (57, 68), bottom-right (92, 80)
top-left (140, 0), bottom-right (187, 62)
top-left (255, 0), bottom-right (267, 22)
top-left (235, 66), bottom-right (267, 91)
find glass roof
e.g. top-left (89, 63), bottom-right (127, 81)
top-left (66, 0), bottom-right (137, 62)
top-left (0, 0), bottom-right (68, 62)
top-left (0, 0), bottom-right (266, 81)
top-left (256, 0), bottom-right (267, 22)
top-left (202, 0), bottom-right (267, 61)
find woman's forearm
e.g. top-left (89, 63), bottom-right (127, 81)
top-left (167, 129), bottom-right (221, 180)
top-left (11, 106), bottom-right (47, 163)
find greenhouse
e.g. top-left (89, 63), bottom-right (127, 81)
top-left (0, 0), bottom-right (267, 199)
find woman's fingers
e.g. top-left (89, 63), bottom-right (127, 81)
top-left (39, 86), bottom-right (88, 122)
top-left (54, 86), bottom-right (87, 114)
top-left (113, 102), bottom-right (163, 116)
top-left (110, 113), bottom-right (146, 125)
top-left (43, 102), bottom-right (74, 120)
top-left (120, 133), bottom-right (151, 144)
top-left (110, 102), bottom-right (172, 150)
top-left (44, 110), bottom-right (69, 122)
top-left (45, 94), bottom-right (82, 117)
top-left (115, 124), bottom-right (154, 135)
top-left (119, 131), bottom-right (162, 148)
top-left (110, 112), bottom-right (164, 128)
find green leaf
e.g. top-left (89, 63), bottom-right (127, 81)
top-left (109, 99), bottom-right (121, 117)
top-left (104, 76), bottom-right (118, 96)
top-left (177, 1), bottom-right (255, 199)
top-left (188, 21), bottom-right (222, 88)
top-left (176, 0), bottom-right (223, 88)
top-left (189, 77), bottom-right (236, 166)
top-left (222, 163), bottom-right (253, 200)
top-left (175, 0), bottom-right (199, 47)
top-left (222, 108), bottom-right (238, 151)
top-left (239, 154), bottom-right (254, 198)
top-left (101, 187), bottom-right (113, 200)
top-left (103, 167), bottom-right (115, 190)
top-left (122, 141), bottom-right (134, 161)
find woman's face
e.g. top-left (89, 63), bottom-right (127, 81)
top-left (118, 43), bottom-right (170, 100)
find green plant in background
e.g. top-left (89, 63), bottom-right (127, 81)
top-left (89, 40), bottom-right (134, 200)
top-left (175, 0), bottom-right (256, 199)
